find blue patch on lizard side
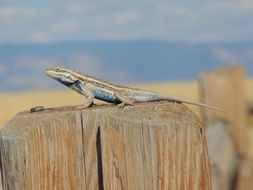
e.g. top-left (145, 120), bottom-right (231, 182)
top-left (94, 92), bottom-right (121, 104)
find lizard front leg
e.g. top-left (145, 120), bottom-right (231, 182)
top-left (75, 81), bottom-right (95, 109)
top-left (82, 87), bottom-right (95, 108)
top-left (83, 94), bottom-right (94, 108)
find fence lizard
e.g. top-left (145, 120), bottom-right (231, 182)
top-left (45, 66), bottom-right (225, 111)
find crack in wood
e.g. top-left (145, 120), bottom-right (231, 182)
top-left (96, 127), bottom-right (104, 190)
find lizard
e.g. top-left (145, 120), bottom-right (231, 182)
top-left (45, 66), bottom-right (225, 111)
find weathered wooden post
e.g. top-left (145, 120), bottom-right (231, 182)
top-left (199, 66), bottom-right (248, 156)
top-left (0, 102), bottom-right (212, 190)
top-left (199, 66), bottom-right (250, 190)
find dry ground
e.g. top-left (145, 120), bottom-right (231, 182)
top-left (0, 80), bottom-right (198, 128)
top-left (1, 79), bottom-right (253, 129)
top-left (0, 79), bottom-right (253, 128)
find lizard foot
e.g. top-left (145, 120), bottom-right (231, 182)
top-left (75, 102), bottom-right (93, 110)
top-left (117, 103), bottom-right (125, 108)
top-left (117, 102), bottom-right (134, 108)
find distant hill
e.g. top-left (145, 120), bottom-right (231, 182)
top-left (0, 41), bottom-right (252, 91)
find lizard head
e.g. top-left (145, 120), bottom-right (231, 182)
top-left (45, 66), bottom-right (78, 87)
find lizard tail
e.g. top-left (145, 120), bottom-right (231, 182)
top-left (158, 93), bottom-right (227, 112)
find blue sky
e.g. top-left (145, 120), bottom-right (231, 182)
top-left (0, 0), bottom-right (253, 91)
top-left (0, 0), bottom-right (253, 43)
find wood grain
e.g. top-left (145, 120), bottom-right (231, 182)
top-left (0, 102), bottom-right (212, 190)
top-left (0, 110), bottom-right (85, 190)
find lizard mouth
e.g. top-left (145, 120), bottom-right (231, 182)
top-left (60, 80), bottom-right (75, 87)
top-left (44, 68), bottom-right (62, 80)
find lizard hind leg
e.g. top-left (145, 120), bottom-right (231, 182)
top-left (117, 101), bottom-right (134, 108)
top-left (114, 92), bottom-right (134, 108)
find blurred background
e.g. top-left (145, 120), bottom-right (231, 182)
top-left (1, 0), bottom-right (253, 91)
top-left (1, 1), bottom-right (253, 189)
top-left (1, 0), bottom-right (253, 123)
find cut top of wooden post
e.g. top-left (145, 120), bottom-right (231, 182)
top-left (0, 102), bottom-right (211, 190)
top-left (199, 66), bottom-right (248, 156)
